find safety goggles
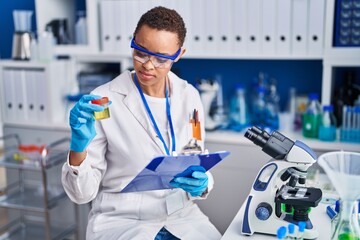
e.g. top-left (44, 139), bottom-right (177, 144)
top-left (130, 37), bottom-right (181, 69)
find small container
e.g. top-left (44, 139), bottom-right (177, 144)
top-left (91, 97), bottom-right (110, 120)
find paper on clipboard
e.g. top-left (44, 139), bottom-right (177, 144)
top-left (121, 151), bottom-right (230, 193)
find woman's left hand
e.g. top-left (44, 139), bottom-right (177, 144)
top-left (169, 165), bottom-right (208, 197)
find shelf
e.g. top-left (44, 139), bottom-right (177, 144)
top-left (205, 130), bottom-right (360, 152)
top-left (1, 123), bottom-right (69, 133)
top-left (0, 183), bottom-right (66, 212)
top-left (0, 149), bottom-right (67, 170)
top-left (0, 218), bottom-right (75, 240)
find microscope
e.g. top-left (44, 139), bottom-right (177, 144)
top-left (241, 126), bottom-right (322, 239)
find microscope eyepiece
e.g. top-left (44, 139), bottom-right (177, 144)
top-left (244, 126), bottom-right (270, 148)
top-left (244, 126), bottom-right (294, 159)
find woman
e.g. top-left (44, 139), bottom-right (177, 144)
top-left (62, 6), bottom-right (221, 240)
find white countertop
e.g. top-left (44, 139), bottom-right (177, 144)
top-left (206, 130), bottom-right (360, 152)
top-left (221, 199), bottom-right (332, 239)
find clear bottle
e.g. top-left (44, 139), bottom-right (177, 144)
top-left (286, 87), bottom-right (297, 131)
top-left (38, 26), bottom-right (55, 62)
top-left (266, 78), bottom-right (280, 131)
top-left (251, 86), bottom-right (267, 129)
top-left (229, 83), bottom-right (249, 131)
top-left (302, 93), bottom-right (322, 138)
top-left (75, 11), bottom-right (88, 45)
top-left (319, 105), bottom-right (337, 141)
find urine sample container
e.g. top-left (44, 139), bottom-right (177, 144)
top-left (91, 97), bottom-right (110, 120)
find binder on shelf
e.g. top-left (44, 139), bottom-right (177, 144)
top-left (113, 1), bottom-right (128, 55)
top-left (34, 70), bottom-right (49, 123)
top-left (204, 0), bottom-right (219, 55)
top-left (232, 0), bottom-right (247, 54)
top-left (276, 0), bottom-right (291, 55)
top-left (175, 0), bottom-right (192, 53)
top-left (25, 70), bottom-right (39, 122)
top-left (218, 0), bottom-right (233, 55)
top-left (99, 0), bottom-right (115, 53)
top-left (12, 70), bottom-right (27, 122)
top-left (2, 69), bottom-right (16, 122)
top-left (125, 0), bottom-right (141, 44)
top-left (189, 0), bottom-right (205, 55)
top-left (261, 0), bottom-right (276, 55)
top-left (246, 0), bottom-right (261, 55)
top-left (307, 0), bottom-right (325, 55)
top-left (291, 0), bottom-right (309, 55)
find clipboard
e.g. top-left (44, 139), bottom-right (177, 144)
top-left (121, 151), bottom-right (230, 193)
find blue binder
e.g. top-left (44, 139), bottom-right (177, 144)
top-left (121, 151), bottom-right (230, 193)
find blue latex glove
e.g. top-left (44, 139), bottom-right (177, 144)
top-left (69, 94), bottom-right (104, 152)
top-left (169, 165), bottom-right (208, 197)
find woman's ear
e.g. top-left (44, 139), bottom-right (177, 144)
top-left (174, 47), bottom-right (186, 62)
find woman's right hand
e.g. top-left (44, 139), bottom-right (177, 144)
top-left (69, 94), bottom-right (104, 152)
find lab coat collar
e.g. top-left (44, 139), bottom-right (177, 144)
top-left (108, 70), bottom-right (188, 155)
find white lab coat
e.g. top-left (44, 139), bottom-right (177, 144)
top-left (62, 70), bottom-right (221, 240)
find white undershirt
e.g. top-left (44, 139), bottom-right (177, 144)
top-left (144, 94), bottom-right (171, 151)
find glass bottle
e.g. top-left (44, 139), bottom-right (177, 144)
top-left (332, 199), bottom-right (360, 240)
top-left (286, 87), bottom-right (297, 131)
top-left (319, 105), bottom-right (337, 141)
top-left (266, 78), bottom-right (280, 131)
top-left (302, 93), bottom-right (322, 138)
top-left (251, 86), bottom-right (267, 129)
top-left (75, 11), bottom-right (88, 45)
top-left (229, 83), bottom-right (249, 131)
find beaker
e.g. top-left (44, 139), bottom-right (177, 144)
top-left (318, 151), bottom-right (360, 240)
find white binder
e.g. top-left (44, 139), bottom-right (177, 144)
top-left (276, 0), bottom-right (292, 55)
top-left (232, 0), bottom-right (247, 55)
top-left (204, 0), bottom-right (219, 55)
top-left (100, 0), bottom-right (115, 53)
top-left (2, 69), bottom-right (16, 122)
top-left (113, 0), bottom-right (128, 55)
top-left (246, 0), bottom-right (261, 55)
top-left (190, 0), bottom-right (205, 55)
top-left (291, 0), bottom-right (309, 55)
top-left (125, 0), bottom-right (141, 46)
top-left (12, 70), bottom-right (27, 122)
top-left (261, 0), bottom-right (276, 55)
top-left (307, 0), bottom-right (325, 55)
top-left (25, 70), bottom-right (39, 122)
top-left (218, 0), bottom-right (233, 55)
top-left (176, 0), bottom-right (192, 53)
top-left (34, 70), bottom-right (49, 123)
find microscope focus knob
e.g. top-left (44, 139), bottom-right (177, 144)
top-left (255, 202), bottom-right (273, 220)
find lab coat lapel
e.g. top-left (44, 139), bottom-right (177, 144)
top-left (110, 71), bottom-right (167, 155)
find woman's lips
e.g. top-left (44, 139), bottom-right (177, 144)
top-left (138, 71), bottom-right (155, 80)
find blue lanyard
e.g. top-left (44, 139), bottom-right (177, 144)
top-left (134, 74), bottom-right (176, 155)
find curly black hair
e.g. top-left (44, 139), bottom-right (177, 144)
top-left (134, 6), bottom-right (187, 46)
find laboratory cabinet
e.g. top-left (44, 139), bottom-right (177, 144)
top-left (0, 132), bottom-right (77, 240)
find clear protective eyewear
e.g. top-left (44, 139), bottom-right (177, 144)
top-left (130, 37), bottom-right (181, 69)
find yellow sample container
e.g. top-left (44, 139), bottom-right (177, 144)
top-left (91, 97), bottom-right (110, 120)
